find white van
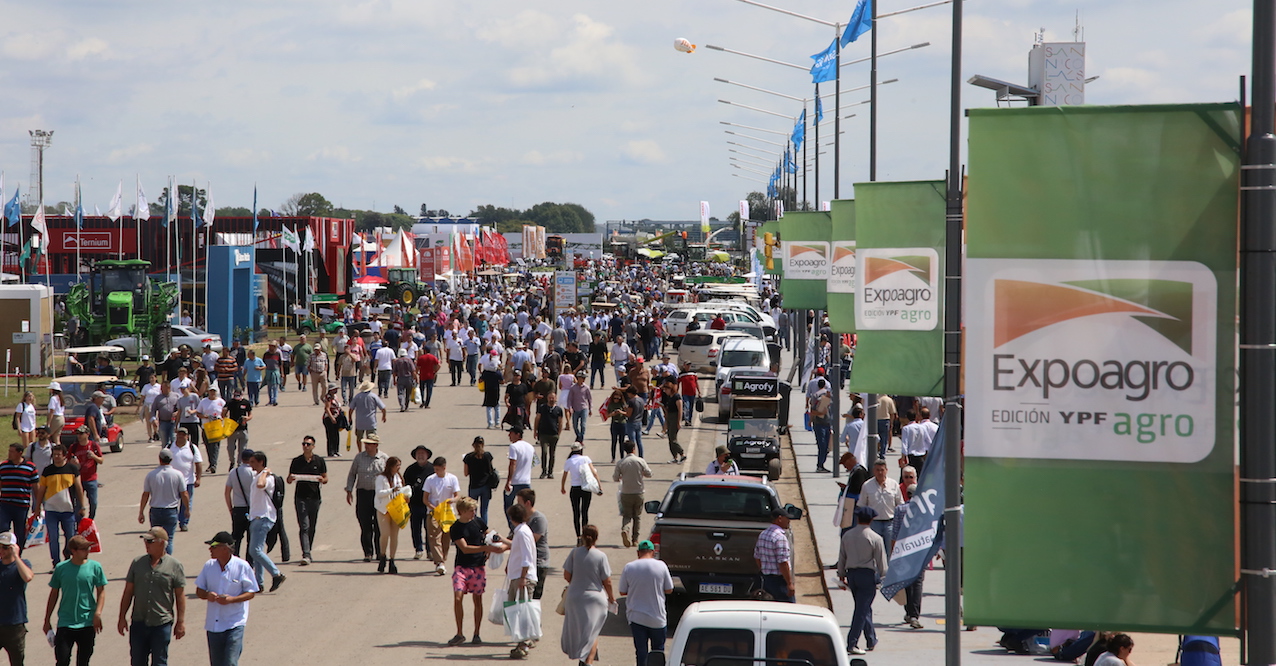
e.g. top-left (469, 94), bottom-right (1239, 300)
top-left (679, 330), bottom-right (752, 374)
top-left (651, 600), bottom-right (854, 666)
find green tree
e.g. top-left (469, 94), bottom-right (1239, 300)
top-left (392, 205), bottom-right (406, 216)
top-left (215, 206), bottom-right (253, 217)
top-left (157, 185), bottom-right (208, 216)
top-left (280, 192), bottom-right (333, 217)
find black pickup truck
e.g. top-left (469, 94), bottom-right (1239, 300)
top-left (644, 474), bottom-right (802, 601)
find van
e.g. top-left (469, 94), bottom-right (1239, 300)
top-left (650, 600), bottom-right (855, 666)
top-left (711, 338), bottom-right (771, 406)
top-left (679, 330), bottom-right (752, 374)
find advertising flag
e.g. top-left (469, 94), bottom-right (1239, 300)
top-left (74, 178), bottom-right (83, 230)
top-left (303, 224), bottom-right (315, 252)
top-left (252, 186), bottom-right (259, 232)
top-left (777, 211), bottom-right (830, 309)
top-left (739, 200), bottom-right (749, 222)
top-left (699, 201), bottom-right (710, 235)
top-left (792, 109), bottom-right (806, 151)
top-left (136, 178), bottom-right (148, 220)
top-left (204, 183), bottom-right (215, 228)
top-left (962, 103), bottom-right (1240, 635)
top-left (841, 0), bottom-right (873, 47)
top-left (827, 199), bottom-right (856, 333)
top-left (106, 181), bottom-right (122, 222)
top-left (281, 225), bottom-right (300, 253)
top-left (880, 415), bottom-right (946, 601)
top-left (810, 39), bottom-right (838, 84)
top-left (30, 205), bottom-right (46, 236)
top-left (4, 184), bottom-right (19, 227)
top-left (848, 180), bottom-right (945, 397)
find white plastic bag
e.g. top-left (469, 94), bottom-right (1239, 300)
top-left (488, 581), bottom-right (508, 626)
top-left (486, 530), bottom-right (505, 570)
top-left (581, 464), bottom-right (601, 495)
top-left (503, 586), bottom-right (543, 642)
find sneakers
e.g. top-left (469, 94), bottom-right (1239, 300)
top-left (908, 618), bottom-right (924, 629)
top-left (849, 646), bottom-right (867, 655)
top-left (621, 532), bottom-right (632, 548)
top-left (207, 465), bottom-right (216, 474)
top-left (299, 556), bottom-right (311, 566)
top-left (269, 574), bottom-right (286, 592)
top-left (435, 563), bottom-right (446, 575)
top-left (471, 635), bottom-right (483, 645)
top-left (447, 634), bottom-right (466, 647)
top-left (414, 551), bottom-right (424, 560)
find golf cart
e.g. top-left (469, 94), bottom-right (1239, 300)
top-left (56, 375), bottom-right (129, 452)
top-left (63, 345), bottom-right (127, 376)
top-left (725, 373), bottom-right (785, 481)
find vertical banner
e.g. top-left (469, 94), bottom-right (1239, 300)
top-left (964, 103), bottom-right (1240, 634)
top-left (739, 200), bottom-right (749, 222)
top-left (847, 180), bottom-right (945, 396)
top-left (880, 415), bottom-right (947, 600)
top-left (700, 201), bottom-right (711, 235)
top-left (778, 211), bottom-right (830, 310)
top-left (826, 199), bottom-right (856, 333)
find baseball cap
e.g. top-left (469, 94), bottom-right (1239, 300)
top-left (854, 506), bottom-right (878, 523)
top-left (141, 355), bottom-right (150, 361)
top-left (158, 449), bottom-right (174, 462)
top-left (141, 526), bottom-right (169, 542)
top-left (507, 425), bottom-right (524, 434)
top-left (0, 532), bottom-right (16, 547)
top-left (74, 424), bottom-right (89, 434)
top-left (815, 368), bottom-right (825, 376)
top-left (637, 540), bottom-right (654, 552)
top-left (770, 507), bottom-right (791, 519)
top-left (91, 391), bottom-right (108, 399)
top-left (204, 531), bottom-right (235, 547)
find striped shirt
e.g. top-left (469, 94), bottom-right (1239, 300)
top-left (0, 460), bottom-right (38, 506)
top-left (753, 524), bottom-right (791, 575)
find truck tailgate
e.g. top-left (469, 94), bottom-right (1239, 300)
top-left (657, 519), bottom-right (770, 576)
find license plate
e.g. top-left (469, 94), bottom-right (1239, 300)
top-left (741, 453), bottom-right (766, 458)
top-left (746, 446), bottom-right (762, 453)
top-left (699, 583), bottom-right (732, 595)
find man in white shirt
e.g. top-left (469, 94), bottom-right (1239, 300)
top-left (423, 457), bottom-right (460, 575)
top-left (168, 430), bottom-right (203, 532)
top-left (245, 451), bottom-right (285, 592)
top-left (374, 343), bottom-right (396, 398)
top-left (531, 334), bottom-right (548, 365)
top-left (504, 502), bottom-right (538, 658)
top-left (856, 460), bottom-right (904, 546)
top-left (502, 427), bottom-right (535, 529)
top-left (610, 336), bottom-right (631, 384)
top-left (899, 407), bottom-right (939, 476)
top-left (619, 540), bottom-right (674, 666)
top-left (195, 531), bottom-right (259, 665)
top-left (169, 368), bottom-right (193, 395)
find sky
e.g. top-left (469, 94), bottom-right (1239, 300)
top-left (0, 1), bottom-right (1252, 223)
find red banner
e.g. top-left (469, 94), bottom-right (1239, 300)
top-left (49, 228), bottom-right (138, 254)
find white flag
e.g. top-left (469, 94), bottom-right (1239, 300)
top-left (95, 205), bottom-right (101, 217)
top-left (204, 183), bottom-right (215, 228)
top-left (106, 181), bottom-right (122, 222)
top-left (30, 205), bottom-right (46, 235)
top-left (739, 200), bottom-right (748, 222)
top-left (303, 225), bottom-right (315, 252)
top-left (699, 201), bottom-right (710, 234)
top-left (281, 225), bottom-right (300, 252)
top-left (136, 179), bottom-right (148, 220)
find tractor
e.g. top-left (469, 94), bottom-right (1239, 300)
top-left (66, 259), bottom-right (180, 359)
top-left (382, 267), bottom-right (427, 307)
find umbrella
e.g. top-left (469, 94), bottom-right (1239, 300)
top-left (355, 275), bottom-right (388, 284)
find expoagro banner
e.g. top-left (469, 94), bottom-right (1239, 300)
top-left (778, 211), bottom-right (830, 310)
top-left (963, 103), bottom-right (1240, 634)
top-left (847, 180), bottom-right (945, 397)
top-left (826, 199), bottom-right (856, 333)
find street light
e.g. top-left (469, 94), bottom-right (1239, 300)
top-left (718, 99), bottom-right (795, 120)
top-left (730, 145), bottom-right (776, 160)
top-left (724, 130), bottom-right (786, 148)
top-left (720, 121), bottom-right (787, 136)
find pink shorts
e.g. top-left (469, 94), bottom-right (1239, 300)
top-left (452, 565), bottom-right (487, 594)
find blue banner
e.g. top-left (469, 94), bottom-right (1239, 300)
top-left (4, 188), bottom-right (20, 227)
top-left (252, 186), bottom-right (259, 232)
top-left (815, 94), bottom-right (824, 125)
top-left (880, 416), bottom-right (948, 601)
top-left (841, 0), bottom-right (873, 47)
top-left (809, 39), bottom-right (837, 84)
top-left (792, 109), bottom-right (806, 152)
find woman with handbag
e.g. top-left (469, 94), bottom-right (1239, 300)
top-left (560, 524), bottom-right (615, 666)
top-left (374, 456), bottom-right (411, 574)
top-left (197, 386), bottom-right (227, 474)
top-left (321, 387), bottom-right (346, 457)
top-left (560, 443), bottom-right (602, 544)
top-left (462, 437), bottom-right (496, 523)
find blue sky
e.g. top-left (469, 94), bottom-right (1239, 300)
top-left (0, 1), bottom-right (1251, 222)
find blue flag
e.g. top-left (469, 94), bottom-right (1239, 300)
top-left (252, 186), bottom-right (259, 233)
top-left (4, 187), bottom-right (20, 227)
top-left (809, 38), bottom-right (838, 84)
top-left (74, 178), bottom-right (83, 230)
top-left (792, 109), bottom-right (806, 152)
top-left (192, 186), bottom-right (202, 228)
top-left (841, 0), bottom-right (873, 47)
top-left (880, 416), bottom-right (949, 601)
top-left (815, 94), bottom-right (824, 125)
top-left (783, 150), bottom-right (796, 175)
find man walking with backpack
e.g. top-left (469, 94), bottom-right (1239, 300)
top-left (245, 452), bottom-right (285, 593)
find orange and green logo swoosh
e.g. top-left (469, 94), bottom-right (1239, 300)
top-left (994, 279), bottom-right (1193, 353)
top-left (832, 246), bottom-right (856, 263)
top-left (864, 255), bottom-right (930, 284)
top-left (788, 244), bottom-right (826, 259)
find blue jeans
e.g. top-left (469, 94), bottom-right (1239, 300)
top-left (760, 573), bottom-right (793, 603)
top-left (0, 502), bottom-right (28, 548)
top-left (846, 568), bottom-right (878, 649)
top-left (625, 421), bottom-right (645, 458)
top-left (468, 487), bottom-right (492, 525)
top-left (207, 625), bottom-right (245, 666)
top-left (644, 406), bottom-right (665, 434)
top-left (681, 395), bottom-right (695, 424)
top-left (129, 621), bottom-right (173, 666)
top-left (341, 376), bottom-right (356, 402)
top-left (418, 378), bottom-right (434, 407)
top-left (248, 517), bottom-right (280, 584)
top-left (46, 509), bottom-right (76, 564)
top-left (812, 422), bottom-right (831, 469)
top-left (466, 354), bottom-right (478, 383)
top-left (869, 519), bottom-right (894, 547)
top-left (179, 483), bottom-right (195, 527)
top-left (630, 623), bottom-right (667, 666)
top-left (247, 381), bottom-right (261, 405)
top-left (82, 480), bottom-right (99, 519)
top-left (877, 418), bottom-right (891, 456)
top-left (267, 382), bottom-right (279, 405)
top-left (571, 409), bottom-right (588, 442)
top-left (149, 507), bottom-right (179, 555)
top-left (485, 405), bottom-right (500, 427)
top-left (158, 420), bottom-right (177, 449)
top-left (503, 484), bottom-right (529, 530)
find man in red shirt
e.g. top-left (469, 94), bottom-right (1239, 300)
top-left (677, 361), bottom-right (700, 427)
top-left (415, 348), bottom-right (440, 409)
top-left (67, 425), bottom-right (104, 519)
top-left (710, 315), bottom-right (727, 330)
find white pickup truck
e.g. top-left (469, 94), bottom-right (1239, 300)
top-left (648, 600), bottom-right (861, 666)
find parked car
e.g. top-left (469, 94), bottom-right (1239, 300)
top-left (108, 325), bottom-right (223, 359)
top-left (679, 330), bottom-right (751, 374)
top-left (649, 600), bottom-right (851, 666)
top-left (666, 308), bottom-right (754, 346)
top-left (645, 474), bottom-right (802, 601)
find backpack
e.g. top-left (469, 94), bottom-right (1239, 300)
top-left (812, 394), bottom-right (832, 419)
top-left (1054, 632), bottom-right (1095, 662)
top-left (271, 474), bottom-right (286, 508)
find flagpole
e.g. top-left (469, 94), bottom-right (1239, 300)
top-left (201, 180), bottom-right (209, 326)
top-left (135, 174), bottom-right (141, 261)
top-left (75, 176), bottom-right (81, 283)
top-left (19, 189), bottom-right (25, 284)
top-left (190, 193), bottom-right (196, 326)
top-left (814, 85), bottom-right (821, 206)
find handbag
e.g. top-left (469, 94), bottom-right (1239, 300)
top-left (202, 418), bottom-right (237, 443)
top-left (695, 396), bottom-right (704, 413)
top-left (502, 586), bottom-right (543, 642)
top-left (77, 517), bottom-right (103, 553)
top-left (335, 411), bottom-right (350, 431)
top-left (386, 493), bottom-right (410, 529)
top-left (24, 514), bottom-right (47, 548)
top-left (487, 464), bottom-right (501, 490)
top-left (477, 379), bottom-right (486, 392)
top-left (555, 587), bottom-right (567, 616)
top-left (581, 464), bottom-right (602, 495)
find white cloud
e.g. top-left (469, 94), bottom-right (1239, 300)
top-left (66, 38), bottom-right (110, 61)
top-left (622, 140), bottom-right (666, 165)
top-left (479, 12), bottom-right (646, 90)
top-left (520, 150), bottom-right (583, 166)
top-left (418, 156), bottom-right (485, 173)
top-left (308, 146), bottom-right (362, 163)
top-left (105, 144), bottom-right (154, 164)
top-left (222, 149), bottom-right (272, 167)
top-left (391, 78), bottom-right (437, 101)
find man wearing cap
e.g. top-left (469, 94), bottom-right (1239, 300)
top-left (167, 430), bottom-right (203, 533)
top-left (33, 444), bottom-right (88, 568)
top-left (1, 443), bottom-right (38, 548)
top-left (346, 382), bottom-right (386, 453)
top-left (83, 391), bottom-right (109, 449)
top-left (194, 531), bottom-right (258, 666)
top-left (346, 435), bottom-right (388, 562)
top-left (118, 527), bottom-right (186, 665)
top-left (0, 530), bottom-right (33, 665)
top-left (224, 389), bottom-right (253, 468)
top-left (502, 427), bottom-right (535, 529)
top-left (133, 355), bottom-right (156, 392)
top-left (619, 539), bottom-right (674, 666)
top-left (23, 427), bottom-right (54, 482)
top-left (838, 506), bottom-right (888, 655)
top-left (613, 440), bottom-right (652, 548)
top-left (754, 508), bottom-right (795, 603)
top-left (392, 348), bottom-right (417, 412)
top-left (43, 534), bottom-right (107, 666)
top-left (199, 387), bottom-right (226, 475)
top-left (139, 448), bottom-right (188, 556)
top-left (287, 436), bottom-right (328, 566)
top-left (705, 445), bottom-right (740, 476)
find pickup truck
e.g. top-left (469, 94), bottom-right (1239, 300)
top-left (644, 475), bottom-right (803, 601)
top-left (647, 600), bottom-right (858, 666)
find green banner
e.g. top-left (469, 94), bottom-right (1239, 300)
top-left (847, 181), bottom-right (945, 396)
top-left (759, 220), bottom-right (783, 277)
top-left (778, 211), bottom-right (830, 310)
top-left (964, 103), bottom-right (1239, 634)
top-left (827, 200), bottom-right (856, 333)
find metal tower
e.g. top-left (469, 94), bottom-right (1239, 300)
top-left (27, 129), bottom-right (52, 208)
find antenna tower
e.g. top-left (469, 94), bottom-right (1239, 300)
top-left (27, 130), bottom-right (53, 209)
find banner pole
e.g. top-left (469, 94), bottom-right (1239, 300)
top-left (942, 0), bottom-right (965, 663)
top-left (1241, 0), bottom-right (1276, 661)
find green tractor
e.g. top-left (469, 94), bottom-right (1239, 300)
top-left (66, 260), bottom-right (180, 358)
top-left (382, 267), bottom-right (427, 307)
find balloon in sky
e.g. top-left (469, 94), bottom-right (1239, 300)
top-left (674, 38), bottom-right (696, 53)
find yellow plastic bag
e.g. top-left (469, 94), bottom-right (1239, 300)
top-left (202, 418), bottom-right (237, 443)
top-left (477, 379), bottom-right (486, 393)
top-left (433, 499), bottom-right (457, 532)
top-left (346, 428), bottom-right (352, 451)
top-left (386, 493), bottom-right (410, 529)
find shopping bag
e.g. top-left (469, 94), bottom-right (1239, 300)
top-left (433, 500), bottom-right (457, 532)
top-left (477, 379), bottom-right (486, 393)
top-left (202, 418), bottom-right (236, 443)
top-left (503, 587), bottom-right (543, 642)
top-left (346, 428), bottom-right (352, 451)
top-left (581, 464), bottom-right (601, 495)
top-left (25, 514), bottom-right (47, 548)
top-left (77, 517), bottom-right (102, 553)
top-left (412, 386), bottom-right (421, 404)
top-left (488, 582), bottom-right (509, 625)
top-left (386, 493), bottom-right (410, 529)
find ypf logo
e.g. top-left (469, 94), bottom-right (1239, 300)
top-left (966, 258), bottom-right (1218, 463)
top-left (827, 241), bottom-right (856, 294)
top-left (855, 248), bottom-right (939, 330)
top-left (783, 241), bottom-right (828, 280)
